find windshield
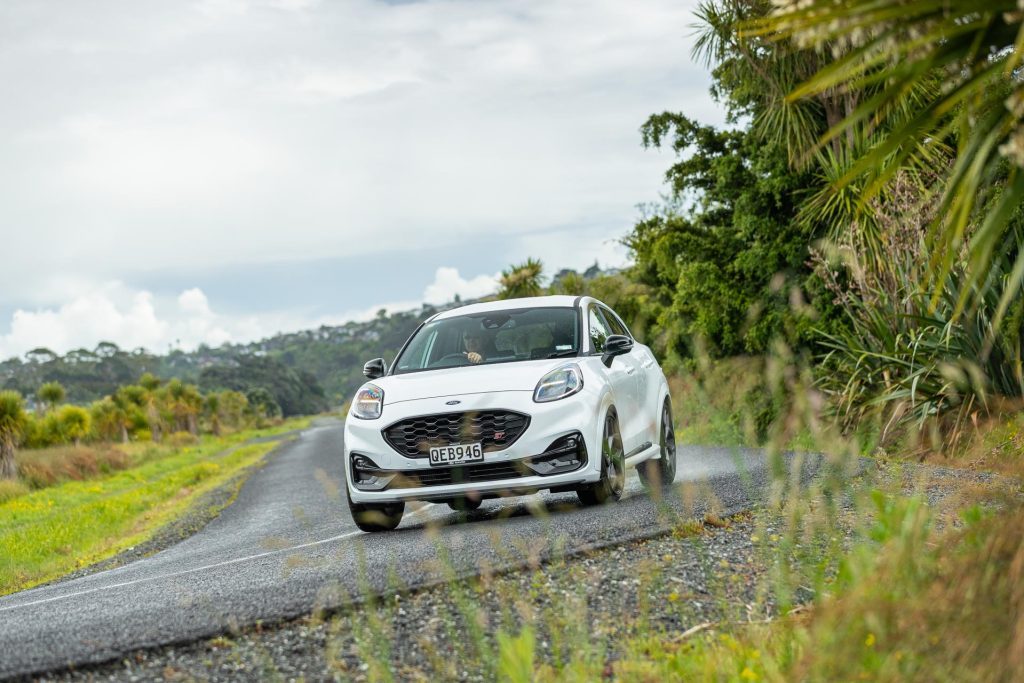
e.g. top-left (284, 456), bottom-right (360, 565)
top-left (393, 307), bottom-right (580, 374)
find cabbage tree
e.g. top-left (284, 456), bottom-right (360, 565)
top-left (36, 381), bottom-right (65, 413)
top-left (57, 405), bottom-right (91, 447)
top-left (499, 258), bottom-right (544, 299)
top-left (0, 391), bottom-right (27, 480)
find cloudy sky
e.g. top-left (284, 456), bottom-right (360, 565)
top-left (0, 0), bottom-right (720, 359)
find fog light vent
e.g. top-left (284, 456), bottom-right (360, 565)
top-left (350, 454), bottom-right (396, 491)
top-left (525, 433), bottom-right (587, 476)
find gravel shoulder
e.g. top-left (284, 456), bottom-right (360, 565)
top-left (48, 514), bottom-right (766, 683)
top-left (42, 458), bottom-right (1011, 683)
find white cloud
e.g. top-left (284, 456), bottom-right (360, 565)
top-left (321, 300), bottom-right (423, 328)
top-left (0, 284), bottom-right (242, 358)
top-left (283, 61), bottom-right (422, 102)
top-left (196, 0), bottom-right (318, 17)
top-left (423, 267), bottom-right (498, 305)
top-left (316, 267), bottom-right (499, 327)
top-left (59, 116), bottom-right (275, 207)
top-left (177, 287), bottom-right (213, 316)
top-left (176, 288), bottom-right (232, 348)
top-left (0, 284), bottom-right (169, 357)
top-left (0, 266), bottom-right (502, 359)
top-left (0, 0), bottom-right (718, 313)
top-left (517, 227), bottom-right (632, 274)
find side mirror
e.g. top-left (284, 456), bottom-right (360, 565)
top-left (363, 358), bottom-right (387, 379)
top-left (601, 335), bottom-right (633, 367)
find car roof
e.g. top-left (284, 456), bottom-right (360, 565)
top-left (431, 295), bottom-right (582, 321)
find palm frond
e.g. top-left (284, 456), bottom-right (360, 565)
top-left (750, 0), bottom-right (1024, 332)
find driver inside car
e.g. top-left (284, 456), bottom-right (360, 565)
top-left (464, 330), bottom-right (488, 364)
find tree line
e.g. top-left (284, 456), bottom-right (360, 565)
top-left (1, 342), bottom-right (328, 417)
top-left (1, 313), bottom-right (426, 411)
top-left (0, 375), bottom-right (290, 480)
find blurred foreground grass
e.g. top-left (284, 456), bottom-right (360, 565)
top-left (323, 360), bottom-right (1022, 682)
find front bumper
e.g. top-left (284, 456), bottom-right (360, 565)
top-left (343, 389), bottom-right (602, 503)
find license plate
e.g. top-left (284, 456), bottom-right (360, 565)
top-left (428, 442), bottom-right (484, 466)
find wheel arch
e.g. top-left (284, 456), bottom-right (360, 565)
top-left (655, 384), bottom-right (673, 451)
top-left (595, 385), bottom-right (617, 447)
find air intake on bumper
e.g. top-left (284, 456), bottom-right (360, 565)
top-left (382, 410), bottom-right (530, 458)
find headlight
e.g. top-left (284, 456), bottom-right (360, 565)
top-left (351, 383), bottom-right (384, 419)
top-left (533, 363), bottom-right (584, 403)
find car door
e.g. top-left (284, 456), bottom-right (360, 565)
top-left (599, 304), bottom-right (655, 446)
top-left (588, 304), bottom-right (642, 453)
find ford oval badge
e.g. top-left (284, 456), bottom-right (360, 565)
top-left (445, 400), bottom-right (461, 405)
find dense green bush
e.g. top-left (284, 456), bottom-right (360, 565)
top-left (199, 355), bottom-right (324, 417)
top-left (818, 226), bottom-right (1024, 448)
top-left (622, 115), bottom-right (842, 362)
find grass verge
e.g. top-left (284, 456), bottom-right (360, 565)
top-left (0, 417), bottom-right (311, 596)
top-left (11, 415), bottom-right (313, 493)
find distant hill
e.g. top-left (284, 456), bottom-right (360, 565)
top-left (184, 302), bottom-right (451, 405)
top-left (0, 263), bottom-right (616, 409)
top-left (0, 302), bottom-right (451, 409)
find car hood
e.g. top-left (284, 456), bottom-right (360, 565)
top-left (375, 359), bottom-right (575, 405)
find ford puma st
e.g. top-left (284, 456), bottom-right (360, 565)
top-left (343, 295), bottom-right (677, 532)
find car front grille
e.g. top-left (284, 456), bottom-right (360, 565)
top-left (382, 410), bottom-right (530, 458)
top-left (384, 461), bottom-right (530, 489)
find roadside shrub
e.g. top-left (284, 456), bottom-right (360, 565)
top-left (17, 445), bottom-right (132, 489)
top-left (24, 406), bottom-right (95, 448)
top-left (17, 461), bottom-right (56, 489)
top-left (167, 431), bottom-right (199, 447)
top-left (668, 356), bottom-right (778, 446)
top-left (742, 380), bottom-right (782, 443)
top-left (56, 405), bottom-right (92, 446)
top-left (623, 115), bottom-right (837, 362)
top-left (187, 462), bottom-right (220, 485)
top-left (0, 479), bottom-right (28, 504)
top-left (89, 397), bottom-right (125, 442)
top-left (22, 412), bottom-right (61, 449)
top-left (816, 228), bottom-right (1024, 450)
top-left (20, 414), bottom-right (44, 449)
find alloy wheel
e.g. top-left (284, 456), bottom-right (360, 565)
top-left (603, 412), bottom-right (625, 497)
top-left (660, 403), bottom-right (677, 481)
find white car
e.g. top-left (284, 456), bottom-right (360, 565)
top-left (343, 295), bottom-right (677, 532)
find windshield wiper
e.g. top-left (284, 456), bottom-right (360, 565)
top-left (545, 349), bottom-right (578, 358)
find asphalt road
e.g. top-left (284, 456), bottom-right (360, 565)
top-left (0, 418), bottom-right (817, 679)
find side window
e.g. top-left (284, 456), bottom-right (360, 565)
top-left (600, 306), bottom-right (629, 338)
top-left (588, 306), bottom-right (611, 353)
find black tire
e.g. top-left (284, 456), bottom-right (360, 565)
top-left (577, 409), bottom-right (626, 506)
top-left (347, 488), bottom-right (405, 532)
top-left (448, 497), bottom-right (482, 512)
top-left (639, 400), bottom-right (678, 492)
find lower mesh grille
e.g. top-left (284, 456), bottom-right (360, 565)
top-left (385, 462), bottom-right (530, 489)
